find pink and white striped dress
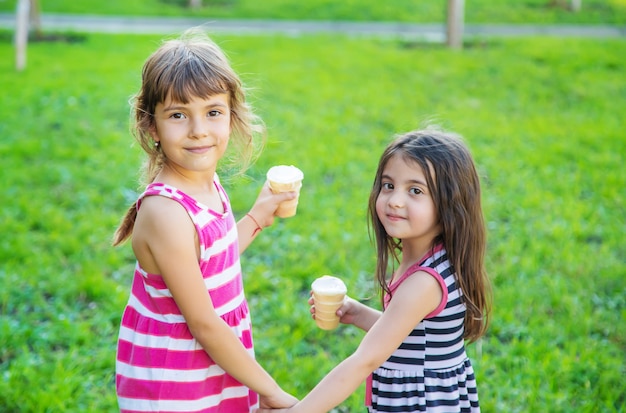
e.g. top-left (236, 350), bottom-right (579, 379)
top-left (116, 180), bottom-right (258, 413)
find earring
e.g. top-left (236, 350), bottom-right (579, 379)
top-left (154, 141), bottom-right (160, 148)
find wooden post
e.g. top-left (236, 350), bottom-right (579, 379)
top-left (30, 0), bottom-right (42, 37)
top-left (571, 0), bottom-right (582, 12)
top-left (15, 0), bottom-right (30, 71)
top-left (446, 0), bottom-right (465, 49)
top-left (188, 0), bottom-right (202, 8)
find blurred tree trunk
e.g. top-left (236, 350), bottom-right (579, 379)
top-left (446, 0), bottom-right (464, 49)
top-left (15, 0), bottom-right (29, 70)
top-left (15, 0), bottom-right (41, 70)
top-left (188, 0), bottom-right (202, 8)
top-left (551, 0), bottom-right (581, 11)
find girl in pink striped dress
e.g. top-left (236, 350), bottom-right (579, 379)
top-left (112, 28), bottom-right (298, 413)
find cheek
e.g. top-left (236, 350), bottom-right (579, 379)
top-left (430, 205), bottom-right (441, 228)
top-left (215, 121), bottom-right (232, 139)
top-left (219, 130), bottom-right (231, 148)
top-left (375, 195), bottom-right (385, 217)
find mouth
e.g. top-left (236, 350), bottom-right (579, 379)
top-left (385, 213), bottom-right (405, 221)
top-left (186, 145), bottom-right (214, 154)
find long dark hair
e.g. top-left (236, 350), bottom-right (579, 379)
top-left (367, 127), bottom-right (491, 341)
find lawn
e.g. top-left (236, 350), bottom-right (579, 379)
top-left (0, 18), bottom-right (625, 413)
top-left (0, 0), bottom-right (625, 24)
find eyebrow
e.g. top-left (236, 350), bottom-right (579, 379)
top-left (161, 102), bottom-right (229, 112)
top-left (381, 174), bottom-right (427, 187)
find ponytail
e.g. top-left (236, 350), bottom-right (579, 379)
top-left (112, 203), bottom-right (138, 246)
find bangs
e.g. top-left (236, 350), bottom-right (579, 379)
top-left (150, 46), bottom-right (233, 105)
top-left (383, 137), bottom-right (437, 194)
top-left (166, 59), bottom-right (230, 103)
top-left (400, 151), bottom-right (436, 188)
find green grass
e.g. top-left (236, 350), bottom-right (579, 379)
top-left (0, 0), bottom-right (626, 24)
top-left (1, 28), bottom-right (625, 413)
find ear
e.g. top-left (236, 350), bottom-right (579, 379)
top-left (148, 124), bottom-right (159, 142)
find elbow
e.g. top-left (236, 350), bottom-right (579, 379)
top-left (186, 315), bottom-right (224, 346)
top-left (351, 349), bottom-right (387, 375)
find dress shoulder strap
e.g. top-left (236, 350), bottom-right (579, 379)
top-left (387, 243), bottom-right (445, 293)
top-left (136, 182), bottom-right (192, 210)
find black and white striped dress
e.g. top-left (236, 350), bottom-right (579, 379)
top-left (367, 244), bottom-right (480, 412)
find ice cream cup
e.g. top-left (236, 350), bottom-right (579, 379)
top-left (311, 275), bottom-right (347, 330)
top-left (313, 313), bottom-right (342, 330)
top-left (267, 165), bottom-right (304, 218)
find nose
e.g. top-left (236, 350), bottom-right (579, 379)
top-left (189, 117), bottom-right (210, 139)
top-left (387, 190), bottom-right (404, 208)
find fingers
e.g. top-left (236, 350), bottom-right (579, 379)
top-left (308, 290), bottom-right (317, 319)
top-left (309, 292), bottom-right (348, 319)
top-left (336, 301), bottom-right (349, 318)
top-left (250, 184), bottom-right (297, 227)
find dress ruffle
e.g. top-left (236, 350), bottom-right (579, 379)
top-left (370, 358), bottom-right (479, 413)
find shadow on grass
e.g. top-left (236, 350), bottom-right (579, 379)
top-left (0, 30), bottom-right (87, 44)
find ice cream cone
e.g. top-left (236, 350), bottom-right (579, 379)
top-left (311, 275), bottom-right (347, 330)
top-left (267, 165), bottom-right (304, 218)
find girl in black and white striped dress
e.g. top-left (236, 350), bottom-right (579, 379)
top-left (257, 128), bottom-right (491, 413)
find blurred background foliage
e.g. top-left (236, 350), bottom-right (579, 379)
top-left (0, 1), bottom-right (625, 412)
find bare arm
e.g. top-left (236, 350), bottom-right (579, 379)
top-left (133, 197), bottom-right (296, 407)
top-left (263, 271), bottom-right (443, 413)
top-left (339, 297), bottom-right (382, 331)
top-left (238, 183), bottom-right (297, 253)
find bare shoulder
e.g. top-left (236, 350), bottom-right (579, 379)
top-left (385, 270), bottom-right (443, 323)
top-left (135, 196), bottom-right (192, 234)
top-left (132, 195), bottom-right (197, 263)
top-left (401, 269), bottom-right (442, 291)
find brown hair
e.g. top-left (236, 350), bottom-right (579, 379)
top-left (112, 28), bottom-right (265, 246)
top-left (367, 127), bottom-right (491, 342)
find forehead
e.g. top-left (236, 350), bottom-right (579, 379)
top-left (383, 153), bottom-right (432, 179)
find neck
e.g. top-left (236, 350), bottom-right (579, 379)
top-left (155, 164), bottom-right (216, 192)
top-left (398, 239), bottom-right (435, 268)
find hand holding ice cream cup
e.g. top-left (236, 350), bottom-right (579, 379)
top-left (311, 275), bottom-right (347, 330)
top-left (267, 165), bottom-right (304, 218)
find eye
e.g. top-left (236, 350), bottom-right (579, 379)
top-left (208, 110), bottom-right (222, 117)
top-left (170, 112), bottom-right (186, 119)
top-left (381, 182), bottom-right (394, 191)
top-left (409, 187), bottom-right (423, 195)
